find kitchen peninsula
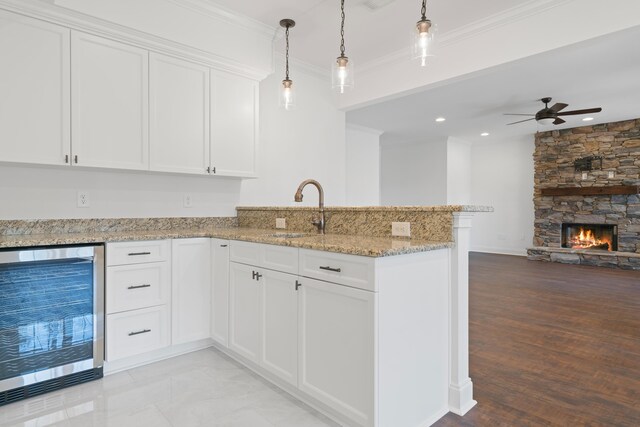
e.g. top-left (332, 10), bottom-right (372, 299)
top-left (0, 205), bottom-right (490, 426)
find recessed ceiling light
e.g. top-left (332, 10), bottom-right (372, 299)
top-left (481, 132), bottom-right (490, 137)
top-left (582, 117), bottom-right (594, 122)
top-left (435, 117), bottom-right (446, 122)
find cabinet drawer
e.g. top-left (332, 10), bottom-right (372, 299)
top-left (230, 241), bottom-right (298, 274)
top-left (106, 262), bottom-right (169, 314)
top-left (299, 249), bottom-right (376, 291)
top-left (107, 240), bottom-right (170, 266)
top-left (106, 305), bottom-right (170, 361)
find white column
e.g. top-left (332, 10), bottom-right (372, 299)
top-left (449, 212), bottom-right (477, 415)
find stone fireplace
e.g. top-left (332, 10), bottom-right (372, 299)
top-left (527, 118), bottom-right (640, 269)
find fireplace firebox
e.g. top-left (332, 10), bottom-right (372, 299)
top-left (561, 223), bottom-right (618, 251)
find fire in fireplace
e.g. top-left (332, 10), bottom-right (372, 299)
top-left (561, 223), bottom-right (618, 251)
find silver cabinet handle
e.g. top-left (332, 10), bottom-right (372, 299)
top-left (220, 244), bottom-right (228, 247)
top-left (74, 155), bottom-right (78, 164)
top-left (295, 280), bottom-right (302, 291)
top-left (127, 284), bottom-right (151, 290)
top-left (319, 266), bottom-right (341, 273)
top-left (128, 329), bottom-right (151, 336)
top-left (128, 252), bottom-right (151, 256)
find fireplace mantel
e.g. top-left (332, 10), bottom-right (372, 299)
top-left (540, 185), bottom-right (640, 197)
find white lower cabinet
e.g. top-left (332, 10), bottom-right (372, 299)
top-left (228, 244), bottom-right (298, 386)
top-left (105, 240), bottom-right (171, 362)
top-left (172, 238), bottom-right (212, 345)
top-left (298, 278), bottom-right (375, 426)
top-left (211, 239), bottom-right (230, 346)
top-left (106, 305), bottom-right (170, 361)
top-left (228, 262), bottom-right (261, 362)
top-left (260, 268), bottom-right (299, 386)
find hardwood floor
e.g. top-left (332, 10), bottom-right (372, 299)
top-left (434, 253), bottom-right (640, 427)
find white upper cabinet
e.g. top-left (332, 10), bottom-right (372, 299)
top-left (150, 53), bottom-right (210, 174)
top-left (71, 31), bottom-right (149, 170)
top-left (210, 71), bottom-right (258, 177)
top-left (0, 11), bottom-right (70, 166)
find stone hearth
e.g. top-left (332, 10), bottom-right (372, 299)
top-left (528, 118), bottom-right (640, 269)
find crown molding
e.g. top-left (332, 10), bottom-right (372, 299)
top-left (0, 0), bottom-right (272, 80)
top-left (165, 0), bottom-right (275, 40)
top-left (346, 123), bottom-right (385, 136)
top-left (357, 0), bottom-right (574, 75)
top-left (273, 51), bottom-right (330, 82)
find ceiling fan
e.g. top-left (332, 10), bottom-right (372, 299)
top-left (505, 97), bottom-right (602, 126)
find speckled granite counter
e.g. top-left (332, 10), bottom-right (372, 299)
top-left (0, 227), bottom-right (452, 257)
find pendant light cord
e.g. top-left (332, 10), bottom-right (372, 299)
top-left (421, 0), bottom-right (427, 20)
top-left (285, 25), bottom-right (290, 80)
top-left (339, 0), bottom-right (346, 58)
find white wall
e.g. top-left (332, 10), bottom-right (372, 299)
top-left (345, 124), bottom-right (381, 206)
top-left (380, 138), bottom-right (447, 206)
top-left (0, 164), bottom-right (241, 219)
top-left (446, 137), bottom-right (471, 205)
top-left (239, 61), bottom-right (346, 208)
top-left (469, 136), bottom-right (535, 256)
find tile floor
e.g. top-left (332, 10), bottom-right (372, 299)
top-left (0, 348), bottom-right (340, 427)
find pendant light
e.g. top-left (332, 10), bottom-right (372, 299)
top-left (413, 0), bottom-right (437, 66)
top-left (279, 19), bottom-right (296, 110)
top-left (332, 0), bottom-right (353, 93)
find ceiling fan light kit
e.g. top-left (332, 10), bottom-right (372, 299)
top-left (505, 97), bottom-right (602, 126)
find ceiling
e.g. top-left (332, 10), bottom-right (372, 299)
top-left (345, 25), bottom-right (640, 144)
top-left (207, 1), bottom-right (640, 145)
top-left (209, 0), bottom-right (533, 69)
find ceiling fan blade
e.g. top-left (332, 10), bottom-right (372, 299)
top-left (503, 113), bottom-right (535, 116)
top-left (549, 103), bottom-right (568, 113)
top-left (553, 118), bottom-right (566, 125)
top-left (557, 107), bottom-right (602, 116)
top-left (507, 118), bottom-right (536, 125)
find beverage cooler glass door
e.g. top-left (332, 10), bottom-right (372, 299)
top-left (0, 245), bottom-right (104, 398)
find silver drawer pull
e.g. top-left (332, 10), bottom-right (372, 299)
top-left (220, 244), bottom-right (228, 247)
top-left (319, 266), bottom-right (341, 273)
top-left (128, 329), bottom-right (151, 336)
top-left (128, 251), bottom-right (151, 256)
top-left (127, 284), bottom-right (151, 290)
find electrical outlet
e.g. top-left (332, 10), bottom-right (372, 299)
top-left (608, 170), bottom-right (615, 179)
top-left (77, 191), bottom-right (90, 208)
top-left (183, 194), bottom-right (193, 208)
top-left (581, 172), bottom-right (588, 180)
top-left (391, 222), bottom-right (411, 237)
top-left (276, 218), bottom-right (286, 229)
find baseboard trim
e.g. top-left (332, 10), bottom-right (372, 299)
top-left (470, 246), bottom-right (527, 256)
top-left (103, 338), bottom-right (214, 375)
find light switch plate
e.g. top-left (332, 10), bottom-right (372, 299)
top-left (276, 218), bottom-right (286, 229)
top-left (391, 222), bottom-right (410, 237)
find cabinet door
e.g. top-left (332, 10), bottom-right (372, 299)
top-left (298, 278), bottom-right (376, 427)
top-left (150, 53), bottom-right (210, 174)
top-left (171, 238), bottom-right (211, 345)
top-left (228, 262), bottom-right (260, 363)
top-left (260, 269), bottom-right (298, 386)
top-left (71, 31), bottom-right (149, 170)
top-left (0, 10), bottom-right (70, 166)
top-left (210, 71), bottom-right (258, 177)
top-left (211, 239), bottom-right (230, 346)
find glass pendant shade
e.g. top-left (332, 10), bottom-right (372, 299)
top-left (412, 19), bottom-right (437, 66)
top-left (332, 56), bottom-right (354, 93)
top-left (279, 79), bottom-right (295, 110)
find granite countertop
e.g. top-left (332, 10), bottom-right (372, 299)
top-left (0, 227), bottom-right (453, 257)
